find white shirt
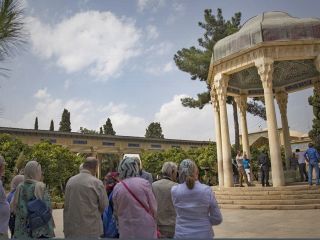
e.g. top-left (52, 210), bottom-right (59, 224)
top-left (171, 181), bottom-right (222, 238)
top-left (296, 152), bottom-right (306, 164)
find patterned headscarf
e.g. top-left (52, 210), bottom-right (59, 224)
top-left (118, 157), bottom-right (140, 180)
top-left (104, 172), bottom-right (119, 194)
top-left (178, 159), bottom-right (197, 183)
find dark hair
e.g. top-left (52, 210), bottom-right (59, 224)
top-left (308, 143), bottom-right (314, 148)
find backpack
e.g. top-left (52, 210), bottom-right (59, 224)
top-left (21, 183), bottom-right (52, 233)
top-left (102, 192), bottom-right (119, 238)
top-left (27, 198), bottom-right (52, 230)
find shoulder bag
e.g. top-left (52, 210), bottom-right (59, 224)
top-left (121, 180), bottom-right (161, 238)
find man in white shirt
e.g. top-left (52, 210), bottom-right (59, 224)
top-left (296, 149), bottom-right (308, 182)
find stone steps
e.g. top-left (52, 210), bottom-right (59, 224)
top-left (216, 193), bottom-right (320, 200)
top-left (219, 204), bottom-right (320, 210)
top-left (217, 199), bottom-right (320, 205)
top-left (213, 184), bottom-right (320, 210)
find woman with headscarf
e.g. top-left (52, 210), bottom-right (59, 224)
top-left (6, 174), bottom-right (24, 237)
top-left (102, 171), bottom-right (119, 238)
top-left (171, 159), bottom-right (222, 239)
top-left (112, 157), bottom-right (157, 239)
top-left (7, 175), bottom-right (24, 204)
top-left (10, 160), bottom-right (55, 238)
top-left (152, 162), bottom-right (178, 238)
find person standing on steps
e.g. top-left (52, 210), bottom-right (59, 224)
top-left (236, 150), bottom-right (250, 187)
top-left (296, 149), bottom-right (308, 182)
top-left (304, 143), bottom-right (320, 186)
top-left (258, 150), bottom-right (271, 187)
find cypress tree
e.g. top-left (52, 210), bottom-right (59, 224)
top-left (103, 118), bottom-right (116, 135)
top-left (50, 120), bottom-right (54, 131)
top-left (34, 117), bottom-right (38, 130)
top-left (59, 109), bottom-right (71, 132)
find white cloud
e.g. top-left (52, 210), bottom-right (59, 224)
top-left (154, 94), bottom-right (215, 140)
top-left (64, 79), bottom-right (72, 90)
top-left (146, 25), bottom-right (159, 40)
top-left (166, 1), bottom-right (186, 24)
top-left (153, 94), bottom-right (267, 142)
top-left (146, 61), bottom-right (175, 75)
top-left (163, 61), bottom-right (174, 72)
top-left (34, 88), bottom-right (50, 99)
top-left (27, 11), bottom-right (142, 79)
top-left (0, 89), bottom-right (148, 136)
top-left (137, 0), bottom-right (165, 12)
top-left (145, 42), bottom-right (173, 56)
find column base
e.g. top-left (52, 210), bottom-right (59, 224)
top-left (283, 170), bottom-right (300, 183)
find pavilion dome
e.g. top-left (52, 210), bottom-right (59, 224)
top-left (214, 11), bottom-right (320, 61)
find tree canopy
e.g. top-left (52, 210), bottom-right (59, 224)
top-left (59, 108), bottom-right (71, 132)
top-left (308, 87), bottom-right (320, 151)
top-left (103, 118), bottom-right (116, 135)
top-left (145, 122), bottom-right (164, 139)
top-left (174, 8), bottom-right (266, 150)
top-left (79, 127), bottom-right (99, 135)
top-left (0, 133), bottom-right (83, 196)
top-left (0, 0), bottom-right (26, 62)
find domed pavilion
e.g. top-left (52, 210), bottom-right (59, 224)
top-left (208, 11), bottom-right (320, 187)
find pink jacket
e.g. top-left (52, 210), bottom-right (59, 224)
top-left (113, 177), bottom-right (157, 239)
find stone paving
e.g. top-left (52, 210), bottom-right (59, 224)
top-left (52, 208), bottom-right (320, 238)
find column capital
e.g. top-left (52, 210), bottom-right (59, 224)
top-left (255, 57), bottom-right (274, 89)
top-left (234, 94), bottom-right (248, 115)
top-left (315, 55), bottom-right (320, 72)
top-left (214, 73), bottom-right (229, 102)
top-left (275, 91), bottom-right (288, 114)
top-left (210, 88), bottom-right (219, 112)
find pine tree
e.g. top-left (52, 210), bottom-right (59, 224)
top-left (174, 9), bottom-right (266, 150)
top-left (100, 127), bottom-right (103, 134)
top-left (145, 122), bottom-right (164, 139)
top-left (34, 117), bottom-right (38, 130)
top-left (309, 86), bottom-right (320, 151)
top-left (103, 118), bottom-right (116, 135)
top-left (50, 120), bottom-right (54, 131)
top-left (59, 109), bottom-right (71, 132)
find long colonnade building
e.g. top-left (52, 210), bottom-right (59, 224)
top-left (208, 11), bottom-right (320, 187)
top-left (0, 127), bottom-right (211, 155)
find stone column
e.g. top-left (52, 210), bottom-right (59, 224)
top-left (214, 73), bottom-right (234, 187)
top-left (255, 58), bottom-right (285, 187)
top-left (315, 55), bottom-right (320, 72)
top-left (276, 91), bottom-right (291, 170)
top-left (210, 88), bottom-right (224, 187)
top-left (97, 153), bottom-right (102, 179)
top-left (235, 94), bottom-right (251, 159)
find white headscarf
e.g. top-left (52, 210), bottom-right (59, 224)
top-left (10, 175), bottom-right (24, 191)
top-left (24, 160), bottom-right (42, 182)
top-left (10, 160), bottom-right (46, 213)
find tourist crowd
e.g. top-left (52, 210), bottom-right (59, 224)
top-left (0, 143), bottom-right (319, 238)
top-left (0, 155), bottom-right (222, 239)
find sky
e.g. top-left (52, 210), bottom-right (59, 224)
top-left (0, 0), bottom-right (319, 141)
